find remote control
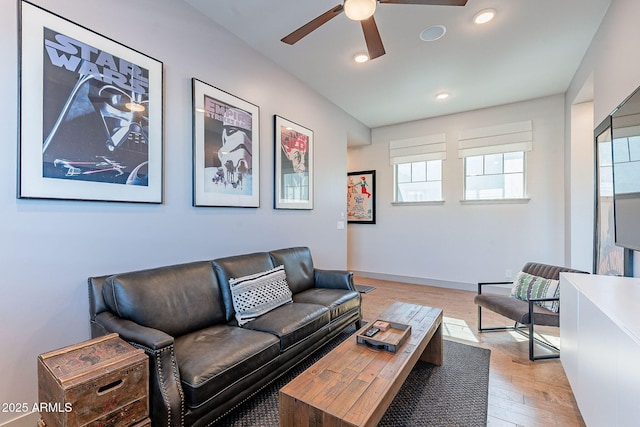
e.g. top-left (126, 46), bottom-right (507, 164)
top-left (364, 327), bottom-right (380, 337)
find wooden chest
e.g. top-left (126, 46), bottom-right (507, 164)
top-left (37, 333), bottom-right (149, 427)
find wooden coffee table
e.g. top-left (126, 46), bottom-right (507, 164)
top-left (279, 301), bottom-right (443, 427)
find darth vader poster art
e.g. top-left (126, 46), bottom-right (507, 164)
top-left (19, 1), bottom-right (163, 203)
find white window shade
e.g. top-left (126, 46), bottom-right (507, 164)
top-left (458, 120), bottom-right (532, 158)
top-left (389, 133), bottom-right (446, 165)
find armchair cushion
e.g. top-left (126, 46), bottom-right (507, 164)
top-left (475, 294), bottom-right (560, 326)
top-left (229, 265), bottom-right (293, 326)
top-left (510, 271), bottom-right (560, 312)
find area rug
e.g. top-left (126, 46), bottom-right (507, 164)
top-left (355, 284), bottom-right (376, 293)
top-left (213, 326), bottom-right (490, 426)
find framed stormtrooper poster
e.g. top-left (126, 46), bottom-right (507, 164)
top-left (18, 1), bottom-right (164, 203)
top-left (192, 79), bottom-right (260, 207)
top-left (274, 115), bottom-right (313, 210)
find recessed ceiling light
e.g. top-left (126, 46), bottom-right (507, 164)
top-left (420, 25), bottom-right (446, 42)
top-left (473, 9), bottom-right (496, 25)
top-left (436, 92), bottom-right (450, 100)
top-left (353, 53), bottom-right (369, 63)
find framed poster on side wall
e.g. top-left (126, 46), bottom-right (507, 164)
top-left (274, 115), bottom-right (313, 209)
top-left (18, 1), bottom-right (164, 203)
top-left (347, 170), bottom-right (376, 224)
top-left (192, 78), bottom-right (260, 207)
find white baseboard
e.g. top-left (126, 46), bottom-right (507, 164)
top-left (0, 412), bottom-right (39, 427)
top-left (352, 270), bottom-right (512, 295)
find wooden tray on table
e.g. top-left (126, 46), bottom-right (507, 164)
top-left (356, 319), bottom-right (411, 353)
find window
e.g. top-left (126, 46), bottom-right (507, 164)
top-left (458, 120), bottom-right (532, 201)
top-left (389, 133), bottom-right (446, 204)
top-left (464, 152), bottom-right (524, 200)
top-left (612, 135), bottom-right (640, 194)
top-left (395, 160), bottom-right (442, 202)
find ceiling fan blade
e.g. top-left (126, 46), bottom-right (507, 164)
top-left (379, 0), bottom-right (467, 6)
top-left (281, 5), bottom-right (344, 45)
top-left (361, 16), bottom-right (385, 60)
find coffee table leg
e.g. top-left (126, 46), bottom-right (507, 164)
top-left (420, 322), bottom-right (443, 366)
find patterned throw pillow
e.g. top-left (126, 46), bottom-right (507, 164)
top-left (229, 265), bottom-right (293, 326)
top-left (510, 271), bottom-right (560, 313)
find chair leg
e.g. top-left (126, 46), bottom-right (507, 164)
top-left (529, 320), bottom-right (535, 361)
top-left (528, 300), bottom-right (560, 361)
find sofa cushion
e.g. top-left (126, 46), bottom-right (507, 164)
top-left (214, 252), bottom-right (276, 322)
top-left (511, 271), bottom-right (560, 312)
top-left (174, 325), bottom-right (280, 409)
top-left (229, 265), bottom-right (293, 326)
top-left (293, 288), bottom-right (360, 321)
top-left (242, 303), bottom-right (330, 351)
top-left (269, 247), bottom-right (315, 294)
top-left (102, 261), bottom-right (225, 337)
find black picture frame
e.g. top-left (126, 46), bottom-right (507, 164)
top-left (347, 170), bottom-right (376, 224)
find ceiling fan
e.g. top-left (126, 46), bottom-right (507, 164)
top-left (281, 0), bottom-right (468, 60)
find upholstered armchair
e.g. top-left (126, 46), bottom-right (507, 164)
top-left (474, 262), bottom-right (588, 361)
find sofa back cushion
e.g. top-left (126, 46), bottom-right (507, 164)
top-left (213, 252), bottom-right (276, 322)
top-left (102, 261), bottom-right (225, 337)
top-left (269, 247), bottom-right (315, 294)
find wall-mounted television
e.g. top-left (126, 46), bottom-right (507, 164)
top-left (611, 85), bottom-right (640, 253)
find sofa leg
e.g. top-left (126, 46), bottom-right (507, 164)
top-left (355, 319), bottom-right (362, 329)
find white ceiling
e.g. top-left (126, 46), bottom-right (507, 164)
top-left (184, 0), bottom-right (611, 129)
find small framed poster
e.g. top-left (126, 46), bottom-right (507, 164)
top-left (347, 170), bottom-right (376, 224)
top-left (274, 115), bottom-right (313, 209)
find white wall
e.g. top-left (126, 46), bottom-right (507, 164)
top-left (0, 0), bottom-right (369, 423)
top-left (568, 101), bottom-right (595, 272)
top-left (566, 0), bottom-right (640, 275)
top-left (347, 95), bottom-right (566, 288)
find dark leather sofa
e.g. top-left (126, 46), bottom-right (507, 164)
top-left (88, 247), bottom-right (362, 427)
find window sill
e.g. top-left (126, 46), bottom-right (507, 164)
top-left (460, 198), bottom-right (530, 205)
top-left (392, 200), bottom-right (445, 206)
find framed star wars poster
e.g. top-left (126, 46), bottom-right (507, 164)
top-left (347, 170), bottom-right (376, 224)
top-left (274, 115), bottom-right (313, 210)
top-left (192, 78), bottom-right (260, 207)
top-left (18, 1), bottom-right (164, 203)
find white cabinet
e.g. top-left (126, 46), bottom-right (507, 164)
top-left (560, 273), bottom-right (640, 427)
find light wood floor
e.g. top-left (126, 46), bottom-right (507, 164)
top-left (355, 276), bottom-right (585, 427)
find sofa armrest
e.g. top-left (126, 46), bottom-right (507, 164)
top-left (314, 269), bottom-right (355, 291)
top-left (94, 312), bottom-right (184, 427)
top-left (95, 311), bottom-right (174, 349)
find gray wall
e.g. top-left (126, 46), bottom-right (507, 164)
top-left (0, 0), bottom-right (369, 423)
top-left (347, 95), bottom-right (567, 288)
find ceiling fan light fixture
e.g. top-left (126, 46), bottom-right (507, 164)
top-left (354, 53), bottom-right (369, 63)
top-left (344, 0), bottom-right (377, 21)
top-left (473, 9), bottom-right (496, 25)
